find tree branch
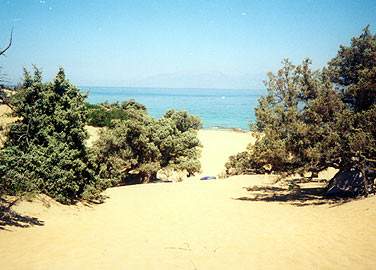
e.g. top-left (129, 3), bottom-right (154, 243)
top-left (0, 28), bottom-right (13, 56)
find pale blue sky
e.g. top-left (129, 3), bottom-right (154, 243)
top-left (0, 0), bottom-right (375, 88)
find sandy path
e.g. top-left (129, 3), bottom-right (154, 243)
top-left (0, 130), bottom-right (375, 270)
top-left (197, 129), bottom-right (254, 177)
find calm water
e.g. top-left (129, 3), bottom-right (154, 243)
top-left (83, 87), bottom-right (265, 130)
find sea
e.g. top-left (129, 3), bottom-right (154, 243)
top-left (82, 87), bottom-right (265, 130)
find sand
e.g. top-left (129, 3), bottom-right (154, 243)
top-left (85, 125), bottom-right (101, 148)
top-left (1, 128), bottom-right (376, 270)
top-left (196, 129), bottom-right (254, 177)
top-left (0, 105), bottom-right (16, 147)
top-left (85, 127), bottom-right (254, 178)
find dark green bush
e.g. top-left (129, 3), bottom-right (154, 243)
top-left (226, 27), bottom-right (376, 195)
top-left (0, 67), bottom-right (105, 203)
top-left (86, 100), bottom-right (146, 127)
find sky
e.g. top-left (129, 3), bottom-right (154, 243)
top-left (0, 0), bottom-right (375, 89)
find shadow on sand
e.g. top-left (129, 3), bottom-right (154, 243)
top-left (0, 199), bottom-right (44, 231)
top-left (234, 184), bottom-right (352, 207)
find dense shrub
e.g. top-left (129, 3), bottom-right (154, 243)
top-left (154, 110), bottom-right (202, 175)
top-left (328, 25), bottom-right (376, 112)
top-left (226, 27), bottom-right (376, 195)
top-left (86, 100), bottom-right (146, 127)
top-left (0, 67), bottom-right (105, 203)
top-left (0, 67), bottom-right (202, 199)
top-left (227, 59), bottom-right (345, 175)
top-left (94, 108), bottom-right (202, 185)
top-left (327, 25), bottom-right (376, 170)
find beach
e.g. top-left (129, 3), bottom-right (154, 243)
top-left (1, 2), bottom-right (375, 269)
top-left (1, 128), bottom-right (375, 270)
top-left (196, 129), bottom-right (254, 177)
top-left (86, 127), bottom-right (254, 177)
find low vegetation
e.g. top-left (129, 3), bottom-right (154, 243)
top-left (226, 26), bottom-right (376, 196)
top-left (0, 68), bottom-right (102, 203)
top-left (85, 100), bottom-right (147, 127)
top-left (94, 108), bottom-right (202, 185)
top-left (0, 26), bottom-right (374, 203)
top-left (0, 67), bottom-right (202, 203)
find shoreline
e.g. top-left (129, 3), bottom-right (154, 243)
top-left (202, 126), bottom-right (249, 133)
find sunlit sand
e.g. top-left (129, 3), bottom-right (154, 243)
top-left (1, 128), bottom-right (375, 270)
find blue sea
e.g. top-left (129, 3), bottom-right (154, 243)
top-left (83, 87), bottom-right (265, 130)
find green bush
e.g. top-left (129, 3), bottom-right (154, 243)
top-left (327, 25), bottom-right (376, 170)
top-left (226, 27), bottom-right (375, 195)
top-left (86, 100), bottom-right (146, 127)
top-left (94, 108), bottom-right (202, 185)
top-left (226, 59), bottom-right (345, 176)
top-left (0, 67), bottom-right (105, 203)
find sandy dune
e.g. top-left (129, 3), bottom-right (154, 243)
top-left (0, 129), bottom-right (376, 270)
top-left (197, 129), bottom-right (254, 177)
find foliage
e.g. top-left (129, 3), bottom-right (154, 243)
top-left (327, 26), bottom-right (376, 166)
top-left (328, 25), bottom-right (376, 112)
top-left (163, 109), bottom-right (202, 132)
top-left (0, 86), bottom-right (9, 106)
top-left (94, 109), bottom-right (202, 185)
top-left (0, 67), bottom-right (105, 203)
top-left (95, 110), bottom-right (160, 184)
top-left (153, 110), bottom-right (202, 175)
top-left (226, 27), bottom-right (376, 195)
top-left (226, 59), bottom-right (346, 176)
top-left (86, 100), bottom-right (146, 127)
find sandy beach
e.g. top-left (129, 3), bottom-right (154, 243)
top-left (196, 129), bottom-right (254, 177)
top-left (1, 1), bottom-right (375, 269)
top-left (0, 127), bottom-right (375, 270)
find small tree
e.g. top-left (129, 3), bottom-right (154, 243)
top-left (226, 59), bottom-right (345, 176)
top-left (94, 108), bottom-right (202, 184)
top-left (328, 25), bottom-right (376, 163)
top-left (328, 25), bottom-right (376, 112)
top-left (95, 111), bottom-right (161, 184)
top-left (153, 110), bottom-right (202, 176)
top-left (86, 99), bottom-right (147, 127)
top-left (226, 27), bottom-right (376, 196)
top-left (0, 67), bottom-right (103, 203)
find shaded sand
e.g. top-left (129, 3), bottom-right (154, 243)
top-left (1, 129), bottom-right (376, 270)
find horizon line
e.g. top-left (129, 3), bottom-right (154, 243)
top-left (78, 85), bottom-right (266, 91)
